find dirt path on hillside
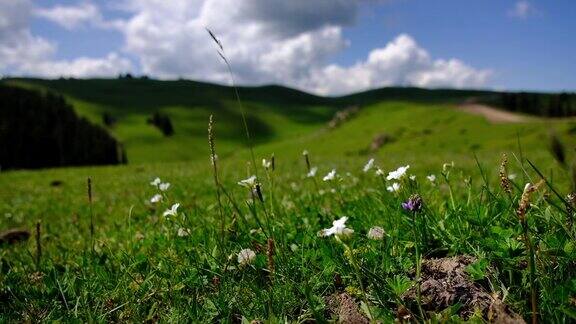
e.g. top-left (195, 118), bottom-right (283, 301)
top-left (458, 104), bottom-right (531, 123)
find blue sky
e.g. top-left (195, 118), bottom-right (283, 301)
top-left (341, 0), bottom-right (576, 91)
top-left (1, 0), bottom-right (574, 94)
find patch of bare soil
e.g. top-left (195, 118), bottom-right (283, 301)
top-left (369, 133), bottom-right (395, 152)
top-left (328, 105), bottom-right (360, 129)
top-left (0, 228), bottom-right (30, 245)
top-left (325, 292), bottom-right (369, 324)
top-left (402, 255), bottom-right (525, 323)
top-left (458, 104), bottom-right (530, 123)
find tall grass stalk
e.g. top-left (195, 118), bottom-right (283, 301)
top-left (517, 180), bottom-right (542, 324)
top-left (303, 151), bottom-right (320, 193)
top-left (500, 153), bottom-right (512, 197)
top-left (35, 221), bottom-right (41, 270)
top-left (208, 115), bottom-right (226, 248)
top-left (206, 28), bottom-right (259, 178)
top-left (441, 167), bottom-right (456, 210)
top-left (87, 177), bottom-right (94, 254)
top-left (207, 28), bottom-right (275, 249)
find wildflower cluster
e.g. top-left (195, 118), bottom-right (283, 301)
top-left (129, 150), bottom-right (564, 323)
top-left (149, 177), bottom-right (171, 203)
top-left (149, 177), bottom-right (188, 235)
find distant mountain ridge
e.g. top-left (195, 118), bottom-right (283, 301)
top-left (5, 77), bottom-right (574, 114)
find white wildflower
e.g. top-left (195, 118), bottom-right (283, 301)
top-left (367, 226), bottom-right (385, 240)
top-left (237, 248), bottom-right (256, 266)
top-left (302, 150), bottom-right (309, 156)
top-left (323, 169), bottom-right (337, 182)
top-left (307, 166), bottom-right (318, 178)
top-left (238, 175), bottom-right (257, 188)
top-left (150, 177), bottom-right (161, 187)
top-left (163, 203), bottom-right (180, 217)
top-left (387, 182), bottom-right (401, 192)
top-left (375, 168), bottom-right (385, 176)
top-left (318, 216), bottom-right (354, 237)
top-left (177, 228), bottom-right (190, 237)
top-left (386, 165), bottom-right (410, 181)
top-left (442, 161), bottom-right (455, 172)
top-left (409, 175), bottom-right (416, 181)
top-left (508, 173), bottom-right (517, 180)
top-left (150, 194), bottom-right (162, 203)
top-left (427, 174), bottom-right (436, 182)
top-left (363, 158), bottom-right (375, 172)
top-left (159, 182), bottom-right (170, 191)
top-left (262, 159), bottom-right (271, 169)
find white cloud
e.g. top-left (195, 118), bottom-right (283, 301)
top-left (2, 0), bottom-right (491, 94)
top-left (115, 0), bottom-right (490, 95)
top-left (118, 0), bottom-right (351, 85)
top-left (509, 1), bottom-right (538, 19)
top-left (0, 0), bottom-right (55, 71)
top-left (305, 34), bottom-right (491, 95)
top-left (17, 53), bottom-right (132, 78)
top-left (0, 0), bottom-right (132, 78)
top-left (34, 3), bottom-right (101, 30)
top-left (34, 2), bottom-right (125, 30)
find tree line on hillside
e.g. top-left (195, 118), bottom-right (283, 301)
top-left (147, 111), bottom-right (174, 136)
top-left (485, 92), bottom-right (576, 117)
top-left (0, 84), bottom-right (127, 170)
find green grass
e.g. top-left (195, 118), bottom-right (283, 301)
top-left (2, 79), bottom-right (576, 322)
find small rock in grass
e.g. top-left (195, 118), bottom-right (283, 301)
top-left (49, 180), bottom-right (63, 187)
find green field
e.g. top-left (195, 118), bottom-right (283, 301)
top-left (1, 79), bottom-right (576, 322)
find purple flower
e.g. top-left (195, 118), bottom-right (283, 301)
top-left (402, 194), bottom-right (423, 212)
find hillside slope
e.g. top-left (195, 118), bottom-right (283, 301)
top-left (2, 78), bottom-right (574, 167)
top-left (4, 78), bottom-right (342, 163)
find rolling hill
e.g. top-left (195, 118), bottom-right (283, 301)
top-left (3, 78), bottom-right (340, 163)
top-left (1, 77), bottom-right (574, 168)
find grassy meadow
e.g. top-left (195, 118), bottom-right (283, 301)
top-left (1, 79), bottom-right (576, 322)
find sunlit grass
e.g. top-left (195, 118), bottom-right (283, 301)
top-left (1, 136), bottom-right (576, 321)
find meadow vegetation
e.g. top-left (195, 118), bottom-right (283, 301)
top-left (1, 77), bottom-right (576, 322)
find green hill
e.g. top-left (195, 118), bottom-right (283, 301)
top-left (3, 78), bottom-right (342, 163)
top-left (2, 77), bottom-right (574, 167)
